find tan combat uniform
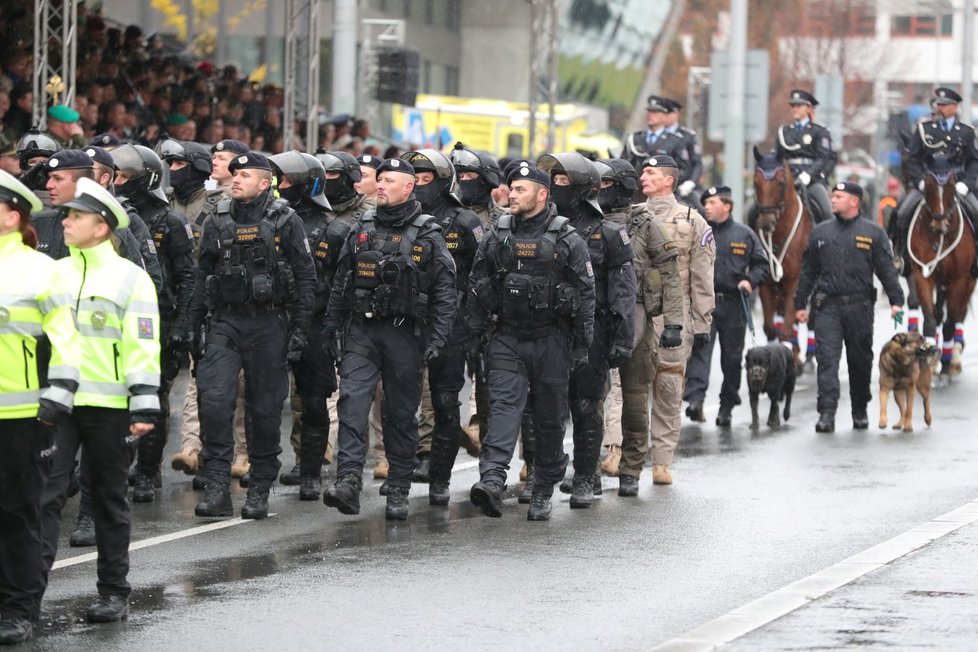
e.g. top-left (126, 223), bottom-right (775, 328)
top-left (648, 194), bottom-right (714, 474)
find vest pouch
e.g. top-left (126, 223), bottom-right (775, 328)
top-left (354, 250), bottom-right (382, 291)
top-left (216, 266), bottom-right (250, 304)
top-left (500, 274), bottom-right (534, 323)
top-left (554, 283), bottom-right (580, 318)
top-left (251, 273), bottom-right (275, 303)
top-left (274, 261), bottom-right (296, 303)
top-left (644, 268), bottom-right (664, 317)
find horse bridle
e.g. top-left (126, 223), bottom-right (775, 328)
top-left (924, 169), bottom-right (957, 222)
top-left (756, 166), bottom-right (787, 217)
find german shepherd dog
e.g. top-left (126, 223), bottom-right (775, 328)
top-left (879, 331), bottom-right (939, 432)
top-left (745, 344), bottom-right (796, 430)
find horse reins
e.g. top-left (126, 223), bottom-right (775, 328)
top-left (907, 191), bottom-right (965, 279)
top-left (756, 170), bottom-right (805, 283)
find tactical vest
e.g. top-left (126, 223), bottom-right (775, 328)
top-left (439, 207), bottom-right (474, 293)
top-left (657, 205), bottom-right (695, 292)
top-left (578, 219), bottom-right (609, 309)
top-left (490, 213), bottom-right (577, 333)
top-left (144, 204), bottom-right (175, 307)
top-left (349, 210), bottom-right (436, 321)
top-left (205, 198), bottom-right (297, 309)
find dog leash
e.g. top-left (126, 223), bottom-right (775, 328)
top-left (740, 287), bottom-right (757, 347)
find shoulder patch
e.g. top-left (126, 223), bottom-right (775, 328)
top-left (184, 223), bottom-right (194, 240)
top-left (618, 227), bottom-right (630, 246)
top-left (137, 318), bottom-right (155, 340)
top-left (585, 260), bottom-right (594, 278)
top-left (701, 227), bottom-right (714, 247)
top-left (472, 225), bottom-right (484, 242)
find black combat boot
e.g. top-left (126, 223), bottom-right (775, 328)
top-left (429, 481), bottom-right (450, 506)
top-left (323, 475), bottom-right (362, 515)
top-left (686, 400), bottom-right (706, 423)
top-left (852, 407), bottom-right (869, 430)
top-left (132, 473), bottom-right (156, 503)
top-left (592, 473), bottom-right (603, 496)
top-left (470, 480), bottom-right (504, 517)
top-left (241, 485), bottom-right (270, 519)
top-left (386, 486), bottom-right (410, 520)
top-left (518, 465), bottom-right (535, 504)
top-left (815, 411), bottom-right (835, 433)
top-left (0, 618), bottom-right (32, 644)
top-left (569, 475), bottom-right (594, 509)
top-left (86, 595), bottom-right (128, 623)
top-left (299, 476), bottom-right (321, 501)
top-left (412, 455), bottom-right (431, 483)
top-left (69, 514), bottom-right (96, 547)
top-left (280, 461), bottom-right (301, 486)
top-left (527, 494), bottom-right (553, 521)
top-left (379, 479), bottom-right (389, 496)
top-left (192, 474), bottom-right (207, 491)
top-left (194, 482), bottom-right (233, 517)
top-left (715, 404), bottom-right (733, 428)
top-left (618, 475), bottom-right (639, 497)
top-left (558, 471), bottom-right (574, 495)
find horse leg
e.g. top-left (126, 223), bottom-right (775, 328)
top-left (782, 279), bottom-right (803, 371)
top-left (913, 272), bottom-right (938, 345)
top-left (945, 275), bottom-right (975, 378)
top-left (759, 283), bottom-right (777, 343)
top-left (940, 319), bottom-right (956, 378)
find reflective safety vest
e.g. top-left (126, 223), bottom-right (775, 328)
top-left (55, 239), bottom-right (161, 413)
top-left (0, 231), bottom-right (80, 419)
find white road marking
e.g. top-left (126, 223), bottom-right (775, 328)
top-left (650, 497), bottom-right (978, 651)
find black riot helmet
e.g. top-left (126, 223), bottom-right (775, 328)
top-left (595, 158), bottom-right (639, 212)
top-left (156, 138), bottom-right (213, 176)
top-left (536, 152), bottom-right (602, 216)
top-left (269, 150), bottom-right (330, 209)
top-left (316, 149), bottom-right (361, 206)
top-left (16, 129), bottom-right (61, 171)
top-left (450, 141), bottom-right (501, 207)
top-left (401, 149), bottom-right (460, 202)
top-left (111, 143), bottom-right (169, 204)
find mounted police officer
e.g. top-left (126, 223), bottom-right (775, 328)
top-left (684, 185), bottom-right (769, 426)
top-left (467, 163), bottom-right (595, 521)
top-left (776, 89), bottom-right (836, 224)
top-left (538, 153), bottom-right (636, 508)
top-left (270, 151), bottom-right (348, 499)
top-left (663, 98), bottom-right (705, 210)
top-left (893, 86), bottom-right (978, 277)
top-left (322, 158), bottom-right (457, 521)
top-left (318, 150), bottom-right (375, 224)
top-left (190, 152), bottom-right (316, 520)
top-left (620, 95), bottom-right (689, 180)
top-left (795, 182), bottom-right (904, 433)
top-left (112, 143), bottom-right (197, 501)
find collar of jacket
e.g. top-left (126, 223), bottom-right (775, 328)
top-left (69, 239), bottom-right (118, 265)
top-left (646, 193), bottom-right (678, 218)
top-left (0, 231), bottom-right (26, 255)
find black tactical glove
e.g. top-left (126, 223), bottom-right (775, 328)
top-left (287, 330), bottom-right (308, 362)
top-left (570, 347), bottom-right (589, 372)
top-left (191, 323), bottom-right (207, 362)
top-left (693, 333), bottom-right (710, 351)
top-left (423, 345), bottom-right (441, 365)
top-left (20, 163), bottom-right (48, 192)
top-left (465, 333), bottom-right (484, 373)
top-left (36, 401), bottom-right (69, 427)
top-left (607, 344), bottom-right (632, 369)
top-left (322, 329), bottom-right (342, 361)
top-left (659, 324), bottom-right (683, 349)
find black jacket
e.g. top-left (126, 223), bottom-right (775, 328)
top-left (906, 116), bottom-right (978, 190)
top-left (776, 121), bottom-right (836, 183)
top-left (711, 217), bottom-right (769, 294)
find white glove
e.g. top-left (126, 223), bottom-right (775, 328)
top-left (678, 180), bottom-right (696, 197)
top-left (797, 171), bottom-right (811, 187)
top-left (917, 180), bottom-right (926, 192)
top-left (955, 181), bottom-right (969, 197)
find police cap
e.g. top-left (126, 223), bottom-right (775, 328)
top-left (61, 177), bottom-right (130, 230)
top-left (933, 87), bottom-right (962, 105)
top-left (357, 153), bottom-right (382, 170)
top-left (228, 152), bottom-right (272, 174)
top-left (89, 133), bottom-right (123, 148)
top-left (646, 95), bottom-right (671, 112)
top-left (832, 181), bottom-right (863, 200)
top-left (507, 163), bottom-right (551, 190)
top-left (376, 158), bottom-right (416, 178)
top-left (211, 139), bottom-right (249, 155)
top-left (642, 155), bottom-right (678, 169)
top-left (664, 97), bottom-right (683, 112)
top-left (0, 169), bottom-right (43, 216)
top-left (701, 185), bottom-right (732, 205)
top-left (84, 145), bottom-right (115, 168)
top-left (789, 89), bottom-right (818, 107)
top-left (45, 149), bottom-right (95, 172)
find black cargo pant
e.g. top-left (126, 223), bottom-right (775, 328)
top-left (136, 320), bottom-right (174, 477)
top-left (198, 310), bottom-right (289, 489)
top-left (813, 299), bottom-right (874, 414)
top-left (684, 295), bottom-right (748, 409)
top-left (568, 321), bottom-right (610, 478)
top-left (290, 312), bottom-right (338, 479)
top-left (38, 407), bottom-right (134, 607)
top-left (336, 317), bottom-right (424, 490)
top-left (480, 330), bottom-right (571, 496)
top-left (0, 418), bottom-right (52, 620)
top-left (428, 311), bottom-right (468, 485)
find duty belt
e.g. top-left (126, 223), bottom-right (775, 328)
top-left (822, 289), bottom-right (876, 306)
top-left (786, 157), bottom-right (815, 166)
top-left (498, 324), bottom-right (558, 340)
top-left (714, 290), bottom-right (743, 302)
top-left (218, 302), bottom-right (283, 316)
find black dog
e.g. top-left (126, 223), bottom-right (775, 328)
top-left (744, 344), bottom-right (796, 430)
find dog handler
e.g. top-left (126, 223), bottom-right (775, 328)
top-left (794, 181), bottom-right (904, 433)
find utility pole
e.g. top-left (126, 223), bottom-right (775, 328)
top-left (724, 0), bottom-right (747, 212)
top-left (963, 0), bottom-right (975, 123)
top-left (333, 0), bottom-right (358, 116)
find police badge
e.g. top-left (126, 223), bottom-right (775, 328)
top-left (91, 310), bottom-right (107, 330)
top-left (802, 134), bottom-right (812, 145)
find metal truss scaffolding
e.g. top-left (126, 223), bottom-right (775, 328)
top-left (283, 0), bottom-right (322, 152)
top-left (33, 0), bottom-right (78, 130)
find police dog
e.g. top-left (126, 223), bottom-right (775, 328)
top-left (878, 331), bottom-right (938, 432)
top-left (745, 344), bottom-right (796, 430)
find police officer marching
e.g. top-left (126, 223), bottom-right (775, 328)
top-left (467, 163), bottom-right (595, 521)
top-left (450, 142), bottom-right (507, 228)
top-left (538, 152), bottom-right (636, 508)
top-left (36, 177), bottom-right (161, 624)
top-left (270, 151), bottom-right (349, 499)
top-left (0, 171), bottom-right (79, 644)
top-left (190, 152), bottom-right (316, 519)
top-left (776, 90), bottom-right (836, 224)
top-left (322, 158), bottom-right (457, 520)
top-left (684, 185), bottom-right (769, 426)
top-left (318, 150), bottom-right (375, 224)
top-left (794, 182), bottom-right (904, 433)
top-left (157, 138), bottom-right (222, 238)
top-left (400, 148), bottom-right (484, 506)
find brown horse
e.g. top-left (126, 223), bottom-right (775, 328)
top-left (752, 146), bottom-right (814, 369)
top-left (906, 156), bottom-right (976, 380)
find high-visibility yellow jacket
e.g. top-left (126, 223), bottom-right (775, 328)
top-left (0, 231), bottom-right (80, 419)
top-left (55, 239), bottom-right (161, 415)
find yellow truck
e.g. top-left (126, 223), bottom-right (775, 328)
top-left (391, 94), bottom-right (621, 159)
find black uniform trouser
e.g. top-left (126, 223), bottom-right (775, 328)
top-left (568, 321), bottom-right (610, 478)
top-left (290, 317), bottom-right (338, 479)
top-left (0, 418), bottom-right (51, 621)
top-left (135, 320), bottom-right (174, 477)
top-left (38, 407), bottom-right (134, 606)
top-left (336, 318), bottom-right (423, 490)
top-left (198, 311), bottom-right (289, 489)
top-left (427, 311), bottom-right (468, 485)
top-left (684, 296), bottom-right (748, 408)
top-left (812, 300), bottom-right (874, 414)
top-left (480, 331), bottom-right (571, 496)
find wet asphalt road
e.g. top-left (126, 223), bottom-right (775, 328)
top-left (30, 305), bottom-right (978, 650)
